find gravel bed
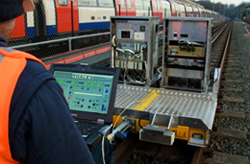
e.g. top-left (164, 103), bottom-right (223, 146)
top-left (209, 22), bottom-right (250, 161)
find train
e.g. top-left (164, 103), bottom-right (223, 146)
top-left (10, 0), bottom-right (225, 46)
top-left (244, 4), bottom-right (250, 23)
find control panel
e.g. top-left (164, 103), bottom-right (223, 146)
top-left (162, 17), bottom-right (213, 91)
top-left (111, 16), bottom-right (160, 86)
top-left (116, 22), bottom-right (149, 42)
top-left (54, 71), bottom-right (113, 114)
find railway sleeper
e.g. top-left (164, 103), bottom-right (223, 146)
top-left (228, 54), bottom-right (239, 57)
top-left (221, 87), bottom-right (243, 92)
top-left (223, 73), bottom-right (242, 77)
top-left (211, 127), bottom-right (247, 141)
top-left (205, 151), bottom-right (249, 164)
top-left (222, 69), bottom-right (241, 73)
top-left (224, 63), bottom-right (241, 67)
top-left (225, 60), bottom-right (241, 64)
top-left (225, 57), bottom-right (240, 60)
top-left (223, 68), bottom-right (241, 71)
top-left (219, 96), bottom-right (244, 104)
top-left (216, 110), bottom-right (245, 120)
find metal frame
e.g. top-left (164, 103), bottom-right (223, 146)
top-left (162, 17), bottom-right (213, 91)
top-left (114, 84), bottom-right (217, 130)
top-left (110, 16), bottom-right (160, 86)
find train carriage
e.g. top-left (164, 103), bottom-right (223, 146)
top-left (161, 0), bottom-right (172, 18)
top-left (183, 4), bottom-right (193, 17)
top-left (77, 0), bottom-right (114, 31)
top-left (9, 0), bottom-right (224, 46)
top-left (193, 6), bottom-right (200, 17)
top-left (134, 0), bottom-right (152, 17)
top-left (11, 12), bottom-right (35, 40)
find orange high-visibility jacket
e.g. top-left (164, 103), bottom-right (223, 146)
top-left (0, 47), bottom-right (46, 164)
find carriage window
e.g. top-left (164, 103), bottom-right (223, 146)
top-left (157, 0), bottom-right (161, 11)
top-left (180, 5), bottom-right (185, 17)
top-left (120, 0), bottom-right (125, 9)
top-left (77, 0), bottom-right (97, 7)
top-left (188, 7), bottom-right (193, 17)
top-left (143, 0), bottom-right (151, 10)
top-left (126, 0), bottom-right (132, 9)
top-left (58, 0), bottom-right (68, 6)
top-left (166, 3), bottom-right (171, 17)
top-left (162, 3), bottom-right (171, 17)
top-left (135, 0), bottom-right (143, 10)
top-left (98, 0), bottom-right (113, 8)
top-left (153, 0), bottom-right (157, 10)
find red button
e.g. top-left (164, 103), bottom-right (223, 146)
top-left (68, 97), bottom-right (70, 99)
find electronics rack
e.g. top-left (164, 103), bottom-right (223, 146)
top-left (161, 17), bottom-right (213, 91)
top-left (110, 16), bottom-right (160, 86)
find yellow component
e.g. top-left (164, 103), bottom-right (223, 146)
top-left (188, 128), bottom-right (206, 146)
top-left (107, 136), bottom-right (112, 140)
top-left (169, 45), bottom-right (204, 58)
top-left (132, 91), bottom-right (159, 111)
top-left (171, 126), bottom-right (189, 140)
top-left (112, 115), bottom-right (150, 132)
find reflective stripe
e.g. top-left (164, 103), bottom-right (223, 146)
top-left (0, 54), bottom-right (4, 64)
top-left (0, 48), bottom-right (47, 69)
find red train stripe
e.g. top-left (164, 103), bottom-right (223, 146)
top-left (10, 15), bottom-right (25, 38)
top-left (45, 45), bottom-right (110, 69)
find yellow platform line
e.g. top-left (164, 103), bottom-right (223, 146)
top-left (132, 90), bottom-right (159, 111)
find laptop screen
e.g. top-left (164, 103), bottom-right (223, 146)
top-left (54, 71), bottom-right (114, 115)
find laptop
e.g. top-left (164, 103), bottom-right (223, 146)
top-left (49, 63), bottom-right (119, 150)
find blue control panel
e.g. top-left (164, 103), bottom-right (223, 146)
top-left (54, 71), bottom-right (113, 114)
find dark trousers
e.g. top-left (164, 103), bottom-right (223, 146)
top-left (91, 138), bottom-right (115, 164)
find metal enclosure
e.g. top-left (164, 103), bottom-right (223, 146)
top-left (162, 17), bottom-right (213, 91)
top-left (110, 16), bottom-right (160, 86)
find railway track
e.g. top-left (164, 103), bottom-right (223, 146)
top-left (205, 22), bottom-right (249, 163)
top-left (112, 21), bottom-right (244, 164)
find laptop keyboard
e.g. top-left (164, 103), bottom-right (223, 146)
top-left (75, 121), bottom-right (103, 138)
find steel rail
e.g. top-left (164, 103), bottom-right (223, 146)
top-left (219, 23), bottom-right (233, 80)
top-left (212, 21), bottom-right (231, 43)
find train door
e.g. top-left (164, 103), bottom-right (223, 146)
top-left (55, 0), bottom-right (79, 33)
top-left (151, 0), bottom-right (159, 17)
top-left (126, 0), bottom-right (136, 16)
top-left (114, 0), bottom-right (127, 15)
top-left (134, 0), bottom-right (147, 16)
top-left (183, 4), bottom-right (189, 17)
top-left (162, 1), bottom-right (171, 18)
top-left (177, 4), bottom-right (181, 17)
top-left (10, 15), bottom-right (26, 39)
top-left (114, 0), bottom-right (135, 16)
top-left (143, 0), bottom-right (152, 16)
top-left (157, 0), bottom-right (163, 21)
top-left (168, 0), bottom-right (176, 17)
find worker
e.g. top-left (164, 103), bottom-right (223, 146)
top-left (0, 0), bottom-right (114, 163)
